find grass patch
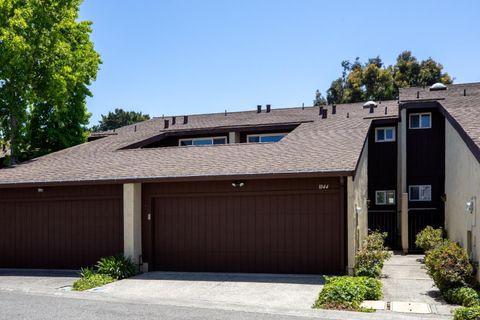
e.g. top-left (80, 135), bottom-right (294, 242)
top-left (72, 273), bottom-right (115, 291)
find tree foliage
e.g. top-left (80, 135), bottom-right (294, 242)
top-left (91, 108), bottom-right (150, 132)
top-left (0, 0), bottom-right (100, 163)
top-left (324, 51), bottom-right (452, 104)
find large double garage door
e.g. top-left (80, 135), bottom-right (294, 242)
top-left (143, 178), bottom-right (346, 275)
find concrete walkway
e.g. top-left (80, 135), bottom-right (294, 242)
top-left (381, 253), bottom-right (456, 317)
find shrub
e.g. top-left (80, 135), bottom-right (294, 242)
top-left (313, 276), bottom-right (382, 311)
top-left (425, 240), bottom-right (473, 292)
top-left (80, 267), bottom-right (95, 278)
top-left (96, 255), bottom-right (138, 280)
top-left (355, 231), bottom-right (392, 278)
top-left (415, 226), bottom-right (444, 252)
top-left (453, 306), bottom-right (480, 320)
top-left (72, 273), bottom-right (114, 291)
top-left (443, 287), bottom-right (480, 307)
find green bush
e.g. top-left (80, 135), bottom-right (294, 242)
top-left (355, 231), bottom-right (392, 278)
top-left (425, 240), bottom-right (473, 292)
top-left (313, 276), bottom-right (382, 312)
top-left (72, 273), bottom-right (114, 291)
top-left (415, 226), bottom-right (444, 252)
top-left (443, 287), bottom-right (480, 307)
top-left (80, 267), bottom-right (95, 278)
top-left (453, 306), bottom-right (480, 320)
top-left (96, 255), bottom-right (138, 280)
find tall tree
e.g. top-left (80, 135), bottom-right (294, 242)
top-left (91, 108), bottom-right (150, 132)
top-left (0, 0), bottom-right (101, 163)
top-left (322, 51), bottom-right (452, 104)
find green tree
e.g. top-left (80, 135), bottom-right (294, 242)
top-left (0, 0), bottom-right (100, 163)
top-left (324, 51), bottom-right (452, 104)
top-left (313, 89), bottom-right (327, 106)
top-left (91, 108), bottom-right (150, 132)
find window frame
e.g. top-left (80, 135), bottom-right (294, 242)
top-left (375, 190), bottom-right (396, 205)
top-left (375, 127), bottom-right (396, 143)
top-left (178, 136), bottom-right (227, 147)
top-left (246, 133), bottom-right (288, 144)
top-left (409, 185), bottom-right (432, 202)
top-left (409, 112), bottom-right (432, 129)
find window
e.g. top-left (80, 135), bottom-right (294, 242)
top-left (179, 137), bottom-right (227, 146)
top-left (247, 133), bottom-right (286, 143)
top-left (375, 190), bottom-right (396, 205)
top-left (375, 127), bottom-right (396, 142)
top-left (409, 185), bottom-right (432, 201)
top-left (409, 113), bottom-right (431, 129)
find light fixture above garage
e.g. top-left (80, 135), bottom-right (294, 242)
top-left (231, 181), bottom-right (245, 188)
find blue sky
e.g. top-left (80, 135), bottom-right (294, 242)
top-left (79, 0), bottom-right (480, 125)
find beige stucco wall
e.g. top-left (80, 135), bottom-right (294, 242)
top-left (347, 139), bottom-right (369, 274)
top-left (445, 120), bottom-right (480, 279)
top-left (123, 183), bottom-right (143, 266)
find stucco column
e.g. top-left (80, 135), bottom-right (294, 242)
top-left (123, 183), bottom-right (142, 266)
top-left (401, 192), bottom-right (409, 254)
top-left (346, 176), bottom-right (356, 275)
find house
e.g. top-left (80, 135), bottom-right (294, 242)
top-left (0, 83), bottom-right (478, 276)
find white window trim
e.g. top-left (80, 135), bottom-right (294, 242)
top-left (409, 185), bottom-right (432, 202)
top-left (375, 127), bottom-right (396, 142)
top-left (178, 136), bottom-right (227, 146)
top-left (375, 190), bottom-right (396, 205)
top-left (409, 112), bottom-right (432, 129)
top-left (246, 133), bottom-right (288, 143)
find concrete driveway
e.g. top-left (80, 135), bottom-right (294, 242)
top-left (0, 269), bottom-right (78, 294)
top-left (97, 272), bottom-right (324, 313)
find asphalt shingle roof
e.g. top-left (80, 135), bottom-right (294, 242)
top-left (0, 101), bottom-right (398, 186)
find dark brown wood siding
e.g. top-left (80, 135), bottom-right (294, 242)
top-left (142, 178), bottom-right (345, 274)
top-left (406, 107), bottom-right (445, 250)
top-left (367, 120), bottom-right (399, 249)
top-left (0, 185), bottom-right (123, 269)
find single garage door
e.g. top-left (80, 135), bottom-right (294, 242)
top-left (144, 178), bottom-right (345, 274)
top-left (0, 185), bottom-right (123, 269)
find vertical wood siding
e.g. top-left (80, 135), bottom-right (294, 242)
top-left (0, 185), bottom-right (123, 269)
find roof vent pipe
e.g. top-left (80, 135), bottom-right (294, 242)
top-left (225, 110), bottom-right (227, 116)
top-left (347, 112), bottom-right (350, 118)
top-left (257, 105), bottom-right (262, 113)
top-left (464, 89), bottom-right (467, 96)
top-left (385, 106), bottom-right (388, 115)
top-left (164, 119), bottom-right (169, 129)
top-left (134, 125), bottom-right (137, 132)
top-left (332, 104), bottom-right (337, 114)
top-left (322, 109), bottom-right (327, 119)
top-left (183, 116), bottom-right (188, 124)
top-left (172, 116), bottom-right (176, 125)
top-left (369, 105), bottom-right (374, 113)
top-left (302, 103), bottom-right (305, 110)
top-left (416, 91), bottom-right (420, 99)
top-left (266, 104), bottom-right (271, 113)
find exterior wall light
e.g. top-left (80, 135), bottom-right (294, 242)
top-left (466, 197), bottom-right (476, 214)
top-left (37, 188), bottom-right (44, 193)
top-left (231, 181), bottom-right (245, 188)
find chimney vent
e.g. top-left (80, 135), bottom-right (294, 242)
top-left (172, 116), bottom-right (176, 125)
top-left (319, 106), bottom-right (324, 116)
top-left (369, 105), bottom-right (374, 113)
top-left (332, 104), bottom-right (337, 114)
top-left (257, 105), bottom-right (262, 113)
top-left (164, 119), bottom-right (169, 129)
top-left (183, 116), bottom-right (188, 124)
top-left (266, 104), bottom-right (271, 113)
top-left (322, 109), bottom-right (327, 119)
top-left (347, 112), bottom-right (350, 118)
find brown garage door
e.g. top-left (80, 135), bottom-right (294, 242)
top-left (144, 178), bottom-right (345, 274)
top-left (0, 185), bottom-right (123, 269)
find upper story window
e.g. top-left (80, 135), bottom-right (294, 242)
top-left (375, 127), bottom-right (396, 142)
top-left (375, 190), bottom-right (396, 205)
top-left (247, 133), bottom-right (286, 143)
top-left (179, 136), bottom-right (227, 146)
top-left (409, 112), bottom-right (431, 129)
top-left (409, 185), bottom-right (432, 201)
